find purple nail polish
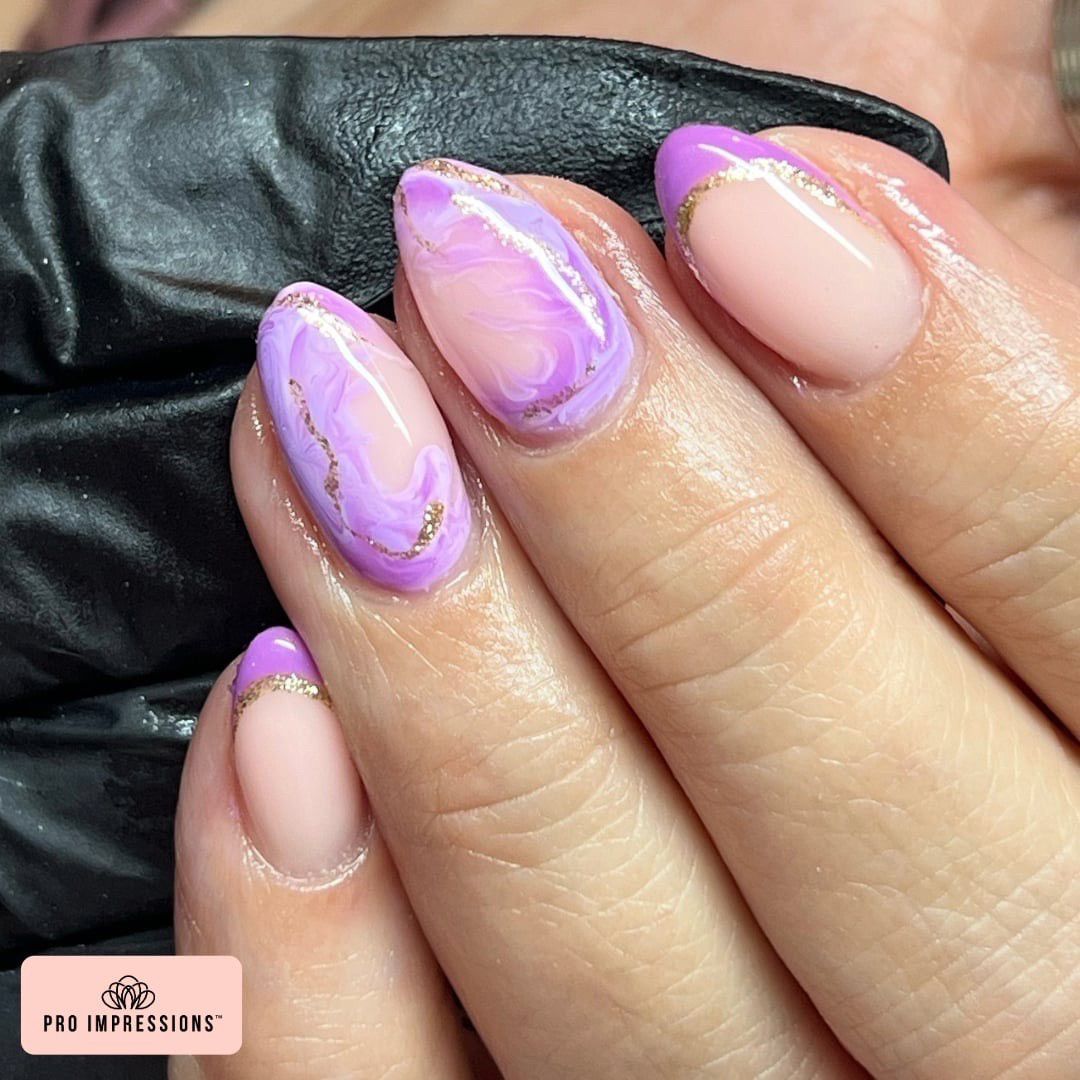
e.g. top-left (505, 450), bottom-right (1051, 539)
top-left (394, 159), bottom-right (634, 436)
top-left (654, 124), bottom-right (923, 384)
top-left (233, 626), bottom-right (325, 715)
top-left (256, 282), bottom-right (472, 591)
top-left (654, 124), bottom-right (866, 256)
top-left (232, 626), bottom-right (369, 878)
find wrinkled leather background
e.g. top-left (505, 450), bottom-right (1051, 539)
top-left (0, 35), bottom-right (947, 1075)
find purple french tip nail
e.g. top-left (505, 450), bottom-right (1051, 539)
top-left (654, 123), bottom-right (923, 385)
top-left (231, 626), bottom-right (367, 879)
top-left (394, 158), bottom-right (635, 437)
top-left (654, 123), bottom-right (864, 251)
top-left (256, 282), bottom-right (472, 591)
top-left (232, 626), bottom-right (323, 707)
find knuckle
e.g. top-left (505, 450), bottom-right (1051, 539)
top-left (819, 812), bottom-right (1080, 1078)
top-left (584, 483), bottom-right (863, 713)
top-left (413, 699), bottom-right (626, 871)
top-left (909, 381), bottom-right (1080, 674)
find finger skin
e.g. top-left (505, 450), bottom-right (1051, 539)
top-left (230, 377), bottom-right (861, 1079)
top-left (395, 174), bottom-right (1080, 1079)
top-left (668, 125), bottom-right (1080, 741)
top-left (171, 664), bottom-right (473, 1080)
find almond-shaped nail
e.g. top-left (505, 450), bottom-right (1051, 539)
top-left (394, 159), bottom-right (634, 436)
top-left (256, 283), bottom-right (471, 591)
top-left (655, 124), bottom-right (923, 384)
top-left (232, 627), bottom-right (367, 878)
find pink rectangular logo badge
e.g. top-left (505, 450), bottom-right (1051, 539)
top-left (21, 955), bottom-right (242, 1055)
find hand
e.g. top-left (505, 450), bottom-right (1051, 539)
top-left (170, 108), bottom-right (1079, 1078)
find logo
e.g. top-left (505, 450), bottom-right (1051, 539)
top-left (21, 955), bottom-right (241, 1055)
top-left (102, 976), bottom-right (156, 1011)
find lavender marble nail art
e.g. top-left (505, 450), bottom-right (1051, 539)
top-left (394, 159), bottom-right (635, 436)
top-left (256, 282), bottom-right (471, 591)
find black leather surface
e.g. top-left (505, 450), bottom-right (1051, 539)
top-left (0, 34), bottom-right (947, 1074)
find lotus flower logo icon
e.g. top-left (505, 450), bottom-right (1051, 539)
top-left (102, 975), bottom-right (156, 1011)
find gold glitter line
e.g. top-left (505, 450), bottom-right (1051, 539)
top-left (676, 157), bottom-right (848, 242)
top-left (289, 378), bottom-right (343, 512)
top-left (363, 501), bottom-right (445, 560)
top-left (271, 291), bottom-right (367, 346)
top-left (405, 160), bottom-right (609, 352)
top-left (233, 673), bottom-right (330, 720)
top-left (417, 158), bottom-right (523, 198)
top-left (447, 189), bottom-right (610, 418)
top-left (520, 360), bottom-right (598, 419)
top-left (438, 187), bottom-right (616, 417)
top-left (449, 192), bottom-right (607, 343)
top-left (396, 160), bottom-right (525, 254)
top-left (286, 379), bottom-right (446, 559)
top-left (396, 189), bottom-right (437, 252)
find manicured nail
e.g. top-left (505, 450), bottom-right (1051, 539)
top-left (394, 159), bottom-right (634, 436)
top-left (655, 124), bottom-right (923, 384)
top-left (257, 283), bottom-right (471, 591)
top-left (232, 627), bottom-right (368, 878)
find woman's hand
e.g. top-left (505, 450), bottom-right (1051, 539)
top-left (170, 107), bottom-right (1079, 1080)
top-left (167, 7), bottom-right (1080, 1077)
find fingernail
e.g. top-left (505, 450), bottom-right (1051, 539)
top-left (257, 283), bottom-right (472, 591)
top-left (232, 627), bottom-right (368, 878)
top-left (394, 158), bottom-right (635, 436)
top-left (655, 124), bottom-right (923, 384)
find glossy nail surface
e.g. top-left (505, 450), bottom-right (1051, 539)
top-left (233, 627), bottom-right (368, 878)
top-left (655, 124), bottom-right (923, 384)
top-left (257, 283), bottom-right (471, 591)
top-left (395, 159), bottom-right (634, 436)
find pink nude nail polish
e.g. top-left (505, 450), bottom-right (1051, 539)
top-left (655, 124), bottom-right (924, 384)
top-left (232, 627), bottom-right (368, 878)
top-left (394, 159), bottom-right (635, 436)
top-left (257, 283), bottom-right (472, 592)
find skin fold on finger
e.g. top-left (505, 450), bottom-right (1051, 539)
top-left (662, 124), bottom-right (1080, 742)
top-left (170, 660), bottom-right (474, 1080)
top-left (231, 374), bottom-right (862, 1079)
top-left (394, 171), bottom-right (1080, 1078)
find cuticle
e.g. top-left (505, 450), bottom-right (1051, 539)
top-left (240, 816), bottom-right (375, 893)
top-left (228, 722), bottom-right (376, 889)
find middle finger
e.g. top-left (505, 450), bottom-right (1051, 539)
top-left (393, 161), bottom-right (1080, 1078)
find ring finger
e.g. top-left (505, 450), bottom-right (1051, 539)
top-left (232, 287), bottom-right (857, 1078)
